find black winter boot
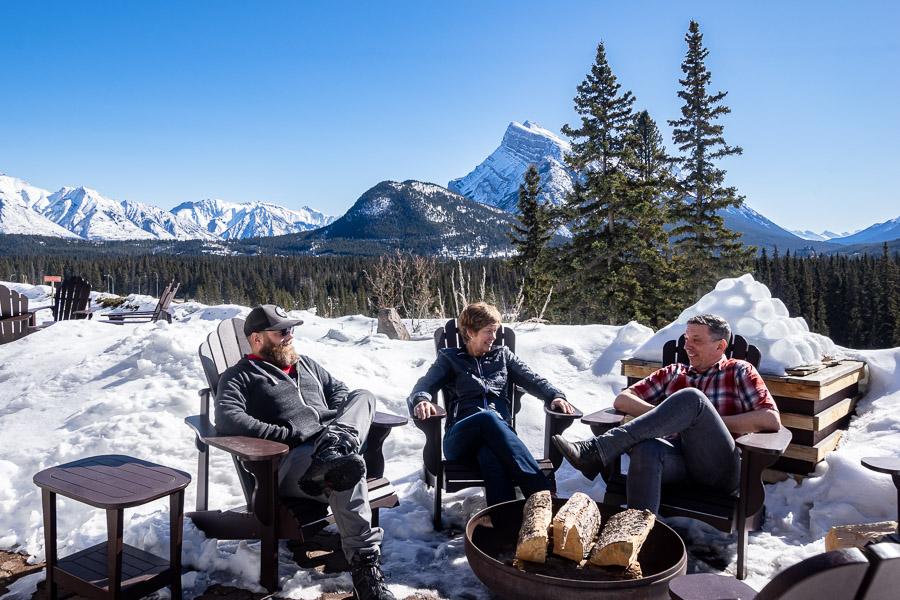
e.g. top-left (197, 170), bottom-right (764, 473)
top-left (351, 551), bottom-right (396, 600)
top-left (299, 427), bottom-right (366, 496)
top-left (552, 434), bottom-right (606, 480)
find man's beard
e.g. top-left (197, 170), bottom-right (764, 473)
top-left (259, 337), bottom-right (298, 368)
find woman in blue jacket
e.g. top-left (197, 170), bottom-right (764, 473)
top-left (409, 302), bottom-right (576, 506)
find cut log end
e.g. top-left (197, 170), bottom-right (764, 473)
top-left (825, 521), bottom-right (898, 552)
top-left (552, 492), bottom-right (602, 562)
top-left (589, 508), bottom-right (655, 568)
top-left (515, 490), bottom-right (553, 563)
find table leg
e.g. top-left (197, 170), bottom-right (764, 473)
top-left (41, 490), bottom-right (58, 600)
top-left (106, 508), bottom-right (124, 598)
top-left (170, 490), bottom-right (185, 600)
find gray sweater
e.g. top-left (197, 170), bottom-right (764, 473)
top-left (215, 355), bottom-right (347, 446)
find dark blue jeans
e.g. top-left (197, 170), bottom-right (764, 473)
top-left (594, 388), bottom-right (741, 512)
top-left (443, 410), bottom-right (552, 506)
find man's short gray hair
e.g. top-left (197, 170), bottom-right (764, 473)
top-left (687, 314), bottom-right (731, 342)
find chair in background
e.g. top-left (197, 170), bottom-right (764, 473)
top-left (0, 284), bottom-right (34, 344)
top-left (103, 279), bottom-right (180, 324)
top-left (30, 275), bottom-right (92, 327)
top-left (184, 317), bottom-right (407, 592)
top-left (413, 318), bottom-right (582, 530)
top-left (581, 333), bottom-right (791, 580)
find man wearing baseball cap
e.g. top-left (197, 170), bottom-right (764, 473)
top-left (215, 304), bottom-right (395, 600)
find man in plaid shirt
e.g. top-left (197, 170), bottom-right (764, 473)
top-left (553, 314), bottom-right (780, 512)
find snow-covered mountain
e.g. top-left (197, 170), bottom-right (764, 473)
top-left (826, 216), bottom-right (900, 245)
top-left (0, 175), bottom-right (81, 238)
top-left (0, 173), bottom-right (332, 242)
top-left (448, 120), bottom-right (577, 211)
top-left (791, 229), bottom-right (857, 242)
top-left (171, 198), bottom-right (333, 239)
top-left (278, 180), bottom-right (521, 257)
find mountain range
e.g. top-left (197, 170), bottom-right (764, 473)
top-left (2, 119), bottom-right (898, 255)
top-left (0, 174), bottom-right (332, 241)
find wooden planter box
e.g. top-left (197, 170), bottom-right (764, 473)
top-left (620, 358), bottom-right (868, 475)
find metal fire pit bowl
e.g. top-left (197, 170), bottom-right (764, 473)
top-left (464, 498), bottom-right (687, 600)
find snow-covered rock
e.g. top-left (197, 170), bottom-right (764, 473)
top-left (0, 175), bottom-right (80, 238)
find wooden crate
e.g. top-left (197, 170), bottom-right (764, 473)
top-left (620, 358), bottom-right (867, 475)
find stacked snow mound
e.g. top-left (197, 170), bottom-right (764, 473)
top-left (631, 274), bottom-right (841, 375)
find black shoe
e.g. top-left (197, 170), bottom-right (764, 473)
top-left (351, 552), bottom-right (396, 600)
top-left (552, 434), bottom-right (605, 480)
top-left (299, 429), bottom-right (366, 496)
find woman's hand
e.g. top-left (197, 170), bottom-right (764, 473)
top-left (550, 397), bottom-right (576, 414)
top-left (414, 400), bottom-right (439, 420)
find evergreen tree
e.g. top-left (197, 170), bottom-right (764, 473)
top-left (668, 20), bottom-right (754, 299)
top-left (559, 42), bottom-right (644, 324)
top-left (509, 164), bottom-right (555, 320)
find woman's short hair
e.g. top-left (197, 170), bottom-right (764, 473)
top-left (458, 302), bottom-right (502, 341)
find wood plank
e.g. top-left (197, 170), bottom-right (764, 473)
top-left (787, 415), bottom-right (852, 446)
top-left (783, 430), bottom-right (842, 462)
top-left (779, 397), bottom-right (855, 431)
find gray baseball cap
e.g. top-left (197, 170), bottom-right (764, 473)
top-left (243, 304), bottom-right (304, 336)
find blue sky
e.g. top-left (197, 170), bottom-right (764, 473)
top-left (1, 1), bottom-right (897, 232)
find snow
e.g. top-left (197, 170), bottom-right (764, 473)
top-left (632, 274), bottom-right (841, 375)
top-left (1, 278), bottom-right (898, 599)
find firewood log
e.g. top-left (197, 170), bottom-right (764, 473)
top-left (589, 508), bottom-right (655, 567)
top-left (515, 491), bottom-right (553, 563)
top-left (825, 521), bottom-right (898, 551)
top-left (552, 492), bottom-right (601, 562)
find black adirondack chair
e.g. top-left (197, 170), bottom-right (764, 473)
top-left (668, 545), bottom-right (874, 600)
top-left (184, 317), bottom-right (407, 592)
top-left (103, 280), bottom-right (180, 324)
top-left (30, 275), bottom-right (92, 326)
top-left (581, 333), bottom-right (792, 580)
top-left (0, 284), bottom-right (34, 344)
top-left (413, 318), bottom-right (582, 530)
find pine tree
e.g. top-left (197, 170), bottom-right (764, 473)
top-left (559, 42), bottom-right (645, 324)
top-left (509, 164), bottom-right (555, 320)
top-left (668, 20), bottom-right (754, 300)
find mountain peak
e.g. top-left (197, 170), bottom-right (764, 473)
top-left (448, 120), bottom-right (577, 212)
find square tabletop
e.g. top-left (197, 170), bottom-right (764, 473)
top-left (33, 455), bottom-right (191, 509)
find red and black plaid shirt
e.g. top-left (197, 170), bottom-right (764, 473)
top-left (629, 356), bottom-right (777, 417)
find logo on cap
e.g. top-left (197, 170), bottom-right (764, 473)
top-left (275, 306), bottom-right (288, 318)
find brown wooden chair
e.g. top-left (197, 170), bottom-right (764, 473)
top-left (0, 284), bottom-right (35, 344)
top-left (30, 275), bottom-right (92, 326)
top-left (581, 333), bottom-right (792, 580)
top-left (668, 545), bottom-right (873, 600)
top-left (413, 318), bottom-right (582, 530)
top-left (184, 317), bottom-right (407, 592)
top-left (859, 541), bottom-right (900, 600)
top-left (103, 279), bottom-right (180, 324)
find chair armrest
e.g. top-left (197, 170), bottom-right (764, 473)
top-left (373, 411), bottom-right (408, 428)
top-left (364, 411), bottom-right (409, 479)
top-left (581, 407), bottom-right (626, 434)
top-left (544, 405), bottom-right (584, 469)
top-left (668, 573), bottom-right (756, 600)
top-left (735, 426), bottom-right (792, 456)
top-left (411, 404), bottom-right (447, 427)
top-left (184, 415), bottom-right (289, 462)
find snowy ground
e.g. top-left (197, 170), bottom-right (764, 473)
top-left (0, 275), bottom-right (898, 599)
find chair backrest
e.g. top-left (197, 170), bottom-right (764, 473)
top-left (756, 546), bottom-right (870, 600)
top-left (859, 542), bottom-right (900, 600)
top-left (663, 333), bottom-right (762, 369)
top-left (152, 279), bottom-right (180, 320)
top-left (198, 317), bottom-right (254, 503)
top-left (52, 276), bottom-right (91, 321)
top-left (433, 318), bottom-right (522, 428)
top-left (0, 285), bottom-right (30, 344)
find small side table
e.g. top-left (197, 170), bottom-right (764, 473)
top-left (861, 456), bottom-right (900, 535)
top-left (33, 455), bottom-right (191, 600)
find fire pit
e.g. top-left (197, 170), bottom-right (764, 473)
top-left (464, 498), bottom-right (687, 600)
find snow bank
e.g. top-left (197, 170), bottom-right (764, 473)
top-left (632, 274), bottom-right (841, 375)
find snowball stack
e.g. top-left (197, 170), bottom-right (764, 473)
top-left (630, 273), bottom-right (841, 375)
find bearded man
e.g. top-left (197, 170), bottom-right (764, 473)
top-left (215, 304), bottom-right (395, 600)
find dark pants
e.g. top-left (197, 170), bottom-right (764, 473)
top-left (443, 410), bottom-right (552, 506)
top-left (595, 388), bottom-right (741, 512)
